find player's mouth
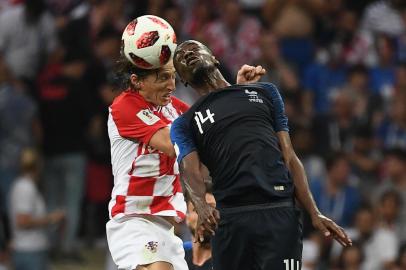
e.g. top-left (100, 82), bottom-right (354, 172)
top-left (162, 92), bottom-right (172, 101)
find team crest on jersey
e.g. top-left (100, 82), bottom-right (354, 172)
top-left (145, 241), bottom-right (158, 253)
top-left (245, 89), bottom-right (263, 103)
top-left (137, 109), bottom-right (160, 125)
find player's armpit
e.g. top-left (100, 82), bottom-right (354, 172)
top-left (149, 127), bottom-right (176, 158)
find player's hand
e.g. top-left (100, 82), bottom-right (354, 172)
top-left (194, 201), bottom-right (220, 243)
top-left (311, 213), bottom-right (352, 247)
top-left (236, 64), bottom-right (266, 84)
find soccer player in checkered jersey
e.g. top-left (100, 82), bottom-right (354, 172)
top-left (105, 34), bottom-right (266, 269)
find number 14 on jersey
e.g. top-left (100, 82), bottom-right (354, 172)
top-left (194, 109), bottom-right (215, 134)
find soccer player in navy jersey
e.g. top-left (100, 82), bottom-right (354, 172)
top-left (170, 40), bottom-right (352, 270)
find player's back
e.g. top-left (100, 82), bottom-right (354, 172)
top-left (185, 83), bottom-right (294, 208)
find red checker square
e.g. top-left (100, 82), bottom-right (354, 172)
top-left (111, 195), bottom-right (126, 217)
top-left (127, 176), bottom-right (157, 196)
top-left (150, 196), bottom-right (174, 214)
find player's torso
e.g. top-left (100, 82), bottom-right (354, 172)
top-left (107, 92), bottom-right (186, 220)
top-left (188, 85), bottom-right (294, 207)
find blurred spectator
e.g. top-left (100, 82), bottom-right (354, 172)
top-left (256, 32), bottom-right (300, 93)
top-left (395, 243), bottom-right (406, 270)
top-left (302, 231), bottom-right (322, 270)
top-left (334, 243), bottom-right (364, 270)
top-left (376, 91), bottom-right (406, 150)
top-left (261, 0), bottom-right (314, 38)
top-left (334, 9), bottom-right (373, 67)
top-left (162, 1), bottom-right (189, 42)
top-left (332, 206), bottom-right (399, 270)
top-left (377, 190), bottom-right (402, 237)
top-left (369, 35), bottom-right (396, 97)
top-left (202, 0), bottom-right (261, 76)
top-left (291, 124), bottom-right (326, 184)
top-left (36, 46), bottom-right (95, 260)
top-left (310, 152), bottom-right (360, 227)
top-left (348, 126), bottom-right (381, 197)
top-left (0, 0), bottom-right (57, 91)
top-left (261, 0), bottom-right (315, 72)
top-left (0, 54), bottom-right (40, 247)
top-left (375, 148), bottom-right (406, 242)
top-left (313, 91), bottom-right (358, 156)
top-left (182, 0), bottom-right (213, 40)
top-left (302, 43), bottom-right (347, 116)
top-left (0, 218), bottom-right (6, 270)
top-left (9, 148), bottom-right (65, 270)
top-left (342, 64), bottom-right (383, 126)
top-left (83, 25), bottom-right (120, 247)
top-left (58, 0), bottom-right (117, 64)
top-left (361, 0), bottom-right (406, 38)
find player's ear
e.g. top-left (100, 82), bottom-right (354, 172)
top-left (130, 74), bottom-right (142, 90)
top-left (179, 77), bottom-right (188, 87)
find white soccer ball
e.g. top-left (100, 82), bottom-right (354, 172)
top-left (121, 15), bottom-right (177, 69)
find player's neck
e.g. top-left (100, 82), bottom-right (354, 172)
top-left (195, 69), bottom-right (230, 96)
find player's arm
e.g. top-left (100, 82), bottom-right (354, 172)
top-left (170, 117), bottom-right (219, 240)
top-left (149, 127), bottom-right (176, 158)
top-left (277, 131), bottom-right (351, 247)
top-left (112, 102), bottom-right (176, 157)
top-left (263, 82), bottom-right (351, 247)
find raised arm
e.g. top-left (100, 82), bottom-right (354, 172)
top-left (277, 131), bottom-right (352, 247)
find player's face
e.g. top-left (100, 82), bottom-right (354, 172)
top-left (174, 40), bottom-right (218, 85)
top-left (139, 61), bottom-right (176, 106)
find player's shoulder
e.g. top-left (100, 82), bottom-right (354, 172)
top-left (111, 90), bottom-right (148, 114)
top-left (170, 96), bottom-right (190, 113)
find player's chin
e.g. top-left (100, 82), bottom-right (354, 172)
top-left (159, 95), bottom-right (172, 106)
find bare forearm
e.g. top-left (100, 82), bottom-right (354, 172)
top-left (180, 152), bottom-right (207, 205)
top-left (287, 155), bottom-right (320, 217)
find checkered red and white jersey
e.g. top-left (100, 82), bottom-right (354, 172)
top-left (107, 90), bottom-right (189, 222)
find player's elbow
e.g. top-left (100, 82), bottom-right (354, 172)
top-left (161, 145), bottom-right (176, 158)
top-left (166, 148), bottom-right (176, 158)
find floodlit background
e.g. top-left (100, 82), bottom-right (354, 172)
top-left (0, 0), bottom-right (406, 269)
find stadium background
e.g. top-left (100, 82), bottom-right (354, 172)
top-left (0, 0), bottom-right (406, 269)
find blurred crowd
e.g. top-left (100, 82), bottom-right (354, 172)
top-left (0, 0), bottom-right (405, 269)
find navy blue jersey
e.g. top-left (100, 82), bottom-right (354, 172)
top-left (171, 83), bottom-right (294, 208)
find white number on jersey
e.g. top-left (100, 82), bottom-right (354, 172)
top-left (194, 109), bottom-right (215, 134)
top-left (283, 259), bottom-right (300, 270)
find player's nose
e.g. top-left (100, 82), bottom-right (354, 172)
top-left (167, 76), bottom-right (176, 91)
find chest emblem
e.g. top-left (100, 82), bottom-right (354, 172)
top-left (245, 89), bottom-right (263, 103)
top-left (137, 109), bottom-right (160, 125)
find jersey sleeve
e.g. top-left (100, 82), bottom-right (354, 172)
top-left (170, 115), bottom-right (196, 163)
top-left (171, 96), bottom-right (190, 114)
top-left (257, 82), bottom-right (289, 132)
top-left (111, 96), bottom-right (168, 144)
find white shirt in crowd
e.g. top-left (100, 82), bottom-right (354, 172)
top-left (9, 176), bottom-right (48, 251)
